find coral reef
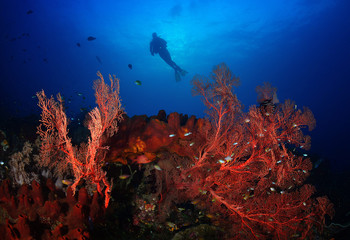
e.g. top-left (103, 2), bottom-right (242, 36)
top-left (0, 65), bottom-right (334, 239)
top-left (0, 178), bottom-right (104, 239)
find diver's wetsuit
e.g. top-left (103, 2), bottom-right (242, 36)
top-left (150, 34), bottom-right (187, 81)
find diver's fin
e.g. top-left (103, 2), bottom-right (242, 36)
top-left (180, 69), bottom-right (188, 77)
top-left (175, 71), bottom-right (181, 82)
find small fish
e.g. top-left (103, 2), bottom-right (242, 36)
top-left (206, 214), bottom-right (215, 219)
top-left (0, 161), bottom-right (4, 165)
top-left (132, 154), bottom-right (152, 164)
top-left (62, 179), bottom-right (73, 186)
top-left (27, 10), bottom-right (33, 14)
top-left (128, 64), bottom-right (132, 69)
top-left (96, 56), bottom-right (102, 64)
top-left (313, 158), bottom-right (324, 169)
top-left (77, 92), bottom-right (83, 97)
top-left (119, 174), bottom-right (130, 180)
top-left (32, 95), bottom-right (36, 99)
top-left (244, 119), bottom-right (250, 123)
top-left (87, 36), bottom-right (96, 41)
top-left (154, 164), bottom-right (162, 171)
top-left (184, 132), bottom-right (192, 136)
top-left (177, 207), bottom-right (185, 212)
top-left (233, 142), bottom-right (238, 145)
top-left (166, 222), bottom-right (177, 231)
top-left (224, 156), bottom-right (232, 162)
top-left (189, 142), bottom-right (195, 146)
top-left (217, 159), bottom-right (225, 164)
top-left (168, 134), bottom-right (176, 137)
top-left (243, 193), bottom-right (250, 200)
top-left (135, 80), bottom-right (142, 85)
top-left (270, 187), bottom-right (276, 192)
top-left (76, 43), bottom-right (81, 47)
top-left (191, 199), bottom-right (199, 205)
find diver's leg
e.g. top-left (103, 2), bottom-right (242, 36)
top-left (159, 50), bottom-right (178, 70)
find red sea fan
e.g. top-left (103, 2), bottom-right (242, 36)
top-left (36, 72), bottom-right (124, 207)
top-left (160, 63), bottom-right (334, 239)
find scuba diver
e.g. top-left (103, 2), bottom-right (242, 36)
top-left (150, 32), bottom-right (187, 82)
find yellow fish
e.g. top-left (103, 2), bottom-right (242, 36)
top-left (119, 174), bottom-right (130, 179)
top-left (62, 179), bottom-right (73, 186)
top-left (154, 164), bottom-right (162, 171)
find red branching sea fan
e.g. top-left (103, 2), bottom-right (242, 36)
top-left (36, 72), bottom-right (124, 207)
top-left (156, 63), bottom-right (333, 239)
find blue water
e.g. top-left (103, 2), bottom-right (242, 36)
top-left (0, 0), bottom-right (349, 171)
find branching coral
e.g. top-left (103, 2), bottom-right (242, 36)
top-left (36, 72), bottom-right (124, 207)
top-left (154, 63), bottom-right (333, 239)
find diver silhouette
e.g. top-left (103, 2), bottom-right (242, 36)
top-left (150, 32), bottom-right (187, 82)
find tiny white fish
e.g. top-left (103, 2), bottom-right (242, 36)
top-left (176, 165), bottom-right (181, 169)
top-left (270, 187), bottom-right (276, 192)
top-left (184, 132), bottom-right (192, 136)
top-left (169, 134), bottom-right (176, 138)
top-left (294, 104), bottom-right (297, 109)
top-left (303, 154), bottom-right (308, 157)
top-left (0, 161), bottom-right (4, 165)
top-left (292, 123), bottom-right (297, 128)
top-left (233, 142), bottom-right (238, 145)
top-left (280, 191), bottom-right (285, 194)
top-left (154, 165), bottom-right (162, 171)
top-left (189, 142), bottom-right (195, 146)
top-left (217, 159), bottom-right (225, 164)
top-left (244, 119), bottom-right (250, 123)
top-left (277, 160), bottom-right (282, 164)
top-left (224, 156), bottom-right (232, 162)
